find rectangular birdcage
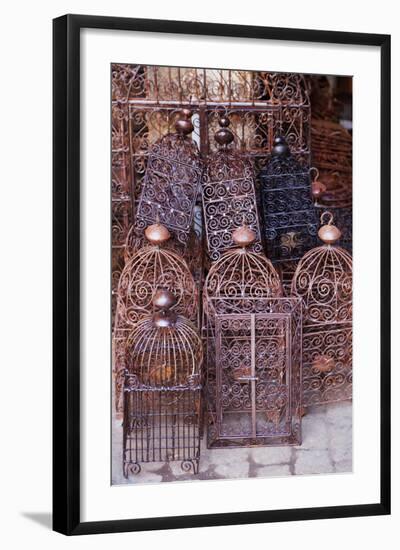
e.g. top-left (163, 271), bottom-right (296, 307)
top-left (204, 297), bottom-right (302, 448)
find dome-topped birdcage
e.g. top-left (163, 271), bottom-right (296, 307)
top-left (117, 221), bottom-right (198, 325)
top-left (291, 211), bottom-right (352, 407)
top-left (201, 114), bottom-right (263, 262)
top-left (133, 108), bottom-right (203, 247)
top-left (123, 290), bottom-right (203, 476)
top-left (125, 292), bottom-right (203, 388)
top-left (113, 221), bottom-right (198, 412)
top-left (259, 136), bottom-right (318, 263)
top-left (203, 224), bottom-right (282, 310)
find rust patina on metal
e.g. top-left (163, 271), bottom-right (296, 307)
top-left (113, 223), bottom-right (198, 412)
top-left (123, 291), bottom-right (203, 476)
top-left (291, 212), bottom-right (353, 408)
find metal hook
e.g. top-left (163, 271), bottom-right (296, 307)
top-left (320, 210), bottom-right (334, 226)
top-left (309, 167), bottom-right (320, 181)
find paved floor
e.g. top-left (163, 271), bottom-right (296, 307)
top-left (112, 401), bottom-right (352, 485)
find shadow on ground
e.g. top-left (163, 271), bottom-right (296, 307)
top-left (22, 512), bottom-right (52, 530)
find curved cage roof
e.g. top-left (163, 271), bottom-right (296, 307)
top-left (116, 243), bottom-right (198, 327)
top-left (125, 314), bottom-right (203, 387)
top-left (291, 244), bottom-right (352, 325)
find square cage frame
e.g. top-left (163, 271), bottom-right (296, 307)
top-left (204, 296), bottom-right (302, 448)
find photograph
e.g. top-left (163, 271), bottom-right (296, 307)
top-left (111, 64), bottom-right (353, 484)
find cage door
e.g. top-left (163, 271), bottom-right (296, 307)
top-left (215, 313), bottom-right (291, 441)
top-left (215, 314), bottom-right (258, 440)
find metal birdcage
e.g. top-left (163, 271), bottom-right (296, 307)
top-left (202, 225), bottom-right (286, 447)
top-left (113, 222), bottom-right (198, 412)
top-left (259, 136), bottom-right (318, 262)
top-left (291, 212), bottom-right (352, 408)
top-left (123, 290), bottom-right (203, 476)
top-left (207, 297), bottom-right (302, 448)
top-left (133, 108), bottom-right (203, 248)
top-left (201, 115), bottom-right (263, 262)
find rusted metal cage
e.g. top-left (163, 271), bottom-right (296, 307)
top-left (201, 114), bottom-right (262, 261)
top-left (111, 64), bottom-right (311, 321)
top-left (206, 297), bottom-right (302, 448)
top-left (291, 212), bottom-right (352, 407)
top-left (123, 291), bottom-right (203, 476)
top-left (259, 136), bottom-right (318, 262)
top-left (202, 225), bottom-right (287, 447)
top-left (133, 108), bottom-right (203, 248)
top-left (113, 222), bottom-right (198, 412)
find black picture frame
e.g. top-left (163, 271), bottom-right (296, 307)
top-left (53, 14), bottom-right (391, 535)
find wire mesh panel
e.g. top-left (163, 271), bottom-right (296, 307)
top-left (291, 212), bottom-right (352, 407)
top-left (259, 136), bottom-right (318, 262)
top-left (123, 291), bottom-right (203, 476)
top-left (206, 297), bottom-right (302, 448)
top-left (123, 380), bottom-right (202, 476)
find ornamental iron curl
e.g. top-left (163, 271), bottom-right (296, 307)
top-left (291, 212), bottom-right (352, 407)
top-left (259, 136), bottom-right (318, 262)
top-left (201, 114), bottom-right (263, 262)
top-left (113, 222), bottom-right (198, 412)
top-left (123, 291), bottom-right (203, 476)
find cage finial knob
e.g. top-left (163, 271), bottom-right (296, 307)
top-left (310, 167), bottom-right (327, 200)
top-left (271, 135), bottom-right (290, 156)
top-left (232, 223), bottom-right (256, 247)
top-left (175, 108), bottom-right (194, 135)
top-left (153, 288), bottom-right (177, 311)
top-left (152, 289), bottom-right (177, 327)
top-left (144, 220), bottom-right (171, 245)
top-left (215, 113), bottom-right (234, 147)
top-left (318, 211), bottom-right (342, 245)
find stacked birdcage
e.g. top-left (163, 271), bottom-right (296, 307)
top-left (291, 212), bottom-right (352, 408)
top-left (201, 225), bottom-right (303, 448)
top-left (113, 222), bottom-right (198, 412)
top-left (133, 108), bottom-right (203, 248)
top-left (201, 114), bottom-right (263, 262)
top-left (123, 290), bottom-right (203, 476)
top-left (259, 136), bottom-right (318, 263)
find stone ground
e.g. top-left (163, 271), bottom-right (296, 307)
top-left (112, 401), bottom-right (352, 485)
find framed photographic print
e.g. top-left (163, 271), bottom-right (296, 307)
top-left (53, 14), bottom-right (390, 535)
